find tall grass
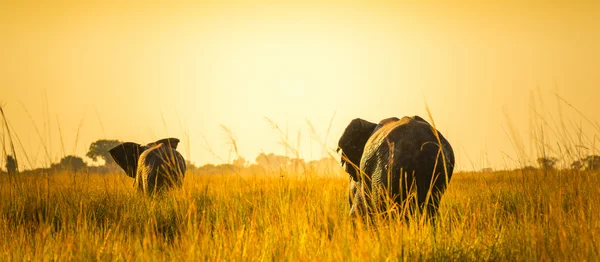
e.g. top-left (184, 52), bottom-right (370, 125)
top-left (1, 167), bottom-right (599, 261)
top-left (2, 93), bottom-right (600, 260)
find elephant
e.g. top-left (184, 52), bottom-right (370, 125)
top-left (109, 138), bottom-right (186, 194)
top-left (338, 116), bottom-right (454, 222)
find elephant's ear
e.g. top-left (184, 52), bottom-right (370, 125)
top-left (337, 118), bottom-right (377, 181)
top-left (109, 142), bottom-right (143, 178)
top-left (150, 138), bottom-right (180, 149)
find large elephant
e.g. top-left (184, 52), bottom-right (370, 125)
top-left (338, 116), bottom-right (454, 221)
top-left (109, 138), bottom-right (186, 194)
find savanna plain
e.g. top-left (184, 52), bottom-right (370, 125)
top-left (3, 1), bottom-right (600, 260)
top-left (1, 165), bottom-right (599, 261)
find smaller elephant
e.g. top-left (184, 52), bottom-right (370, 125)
top-left (109, 138), bottom-right (186, 194)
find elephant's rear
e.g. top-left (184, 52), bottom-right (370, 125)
top-left (365, 116), bottom-right (455, 217)
top-left (410, 125), bottom-right (454, 217)
top-left (140, 144), bottom-right (186, 194)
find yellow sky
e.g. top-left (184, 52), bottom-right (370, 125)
top-left (1, 1), bottom-right (599, 170)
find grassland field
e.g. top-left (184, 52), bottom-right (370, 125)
top-left (1, 167), bottom-right (599, 261)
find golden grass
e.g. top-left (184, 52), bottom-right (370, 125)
top-left (1, 168), bottom-right (599, 261)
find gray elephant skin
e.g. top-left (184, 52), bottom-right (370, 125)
top-left (338, 116), bottom-right (455, 221)
top-left (109, 138), bottom-right (186, 194)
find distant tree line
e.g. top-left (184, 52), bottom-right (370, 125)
top-left (4, 138), bottom-right (598, 176)
top-left (529, 155), bottom-right (600, 171)
top-left (2, 139), bottom-right (122, 175)
top-left (570, 155), bottom-right (600, 171)
top-left (188, 153), bottom-right (341, 176)
top-left (1, 139), bottom-right (342, 176)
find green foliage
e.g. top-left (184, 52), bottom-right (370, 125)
top-left (86, 139), bottom-right (121, 166)
top-left (570, 155), bottom-right (600, 171)
top-left (52, 155), bottom-right (87, 172)
top-left (5, 155), bottom-right (17, 174)
top-left (536, 157), bottom-right (557, 170)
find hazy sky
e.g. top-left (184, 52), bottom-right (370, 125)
top-left (1, 1), bottom-right (599, 171)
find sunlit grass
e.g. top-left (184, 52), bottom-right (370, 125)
top-left (1, 167), bottom-right (599, 261)
top-left (2, 91), bottom-right (599, 260)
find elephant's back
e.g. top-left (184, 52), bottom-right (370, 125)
top-left (140, 143), bottom-right (185, 165)
top-left (360, 116), bottom-right (453, 176)
top-left (363, 117), bottom-right (432, 158)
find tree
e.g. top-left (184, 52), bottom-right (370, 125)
top-left (537, 157), bottom-right (557, 170)
top-left (186, 160), bottom-right (198, 171)
top-left (573, 155), bottom-right (600, 171)
top-left (86, 139), bottom-right (121, 166)
top-left (233, 156), bottom-right (247, 167)
top-left (53, 155), bottom-right (87, 172)
top-left (571, 160), bottom-right (583, 170)
top-left (5, 155), bottom-right (17, 175)
top-left (582, 155), bottom-right (600, 171)
top-left (255, 153), bottom-right (290, 169)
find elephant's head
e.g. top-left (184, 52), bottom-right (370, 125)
top-left (108, 138), bottom-right (181, 178)
top-left (337, 118), bottom-right (378, 182)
